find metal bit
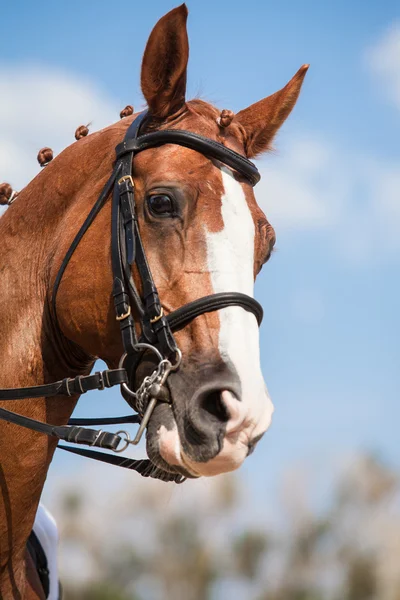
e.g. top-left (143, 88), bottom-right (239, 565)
top-left (130, 397), bottom-right (158, 445)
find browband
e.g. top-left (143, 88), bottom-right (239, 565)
top-left (116, 129), bottom-right (260, 186)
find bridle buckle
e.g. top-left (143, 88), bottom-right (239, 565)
top-left (118, 175), bottom-right (134, 187)
top-left (116, 306), bottom-right (131, 321)
top-left (96, 371), bottom-right (105, 391)
top-left (150, 307), bottom-right (164, 324)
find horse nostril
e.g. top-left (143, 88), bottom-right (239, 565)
top-left (200, 390), bottom-right (230, 423)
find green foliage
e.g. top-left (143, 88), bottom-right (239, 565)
top-left (345, 555), bottom-right (377, 600)
top-left (233, 530), bottom-right (269, 578)
top-left (61, 491), bottom-right (82, 516)
top-left (65, 582), bottom-right (138, 600)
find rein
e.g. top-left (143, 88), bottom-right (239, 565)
top-left (0, 111), bottom-right (262, 483)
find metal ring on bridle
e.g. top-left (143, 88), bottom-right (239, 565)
top-left (118, 343), bottom-right (164, 370)
top-left (118, 343), bottom-right (165, 398)
top-left (112, 430), bottom-right (131, 453)
top-left (169, 348), bottom-right (182, 371)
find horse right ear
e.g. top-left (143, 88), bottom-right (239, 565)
top-left (141, 4), bottom-right (189, 119)
top-left (236, 65), bottom-right (309, 158)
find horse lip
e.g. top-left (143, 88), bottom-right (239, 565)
top-left (179, 452), bottom-right (202, 478)
top-left (145, 410), bottom-right (199, 480)
top-left (149, 454), bottom-right (199, 480)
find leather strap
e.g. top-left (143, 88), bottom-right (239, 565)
top-left (52, 164), bottom-right (121, 321)
top-left (58, 445), bottom-right (186, 483)
top-left (124, 110), bottom-right (149, 140)
top-left (0, 368), bottom-right (127, 400)
top-left (111, 160), bottom-right (139, 355)
top-left (112, 112), bottom-right (179, 360)
top-left (132, 219), bottom-right (178, 357)
top-left (0, 407), bottom-right (121, 450)
top-left (167, 292), bottom-right (263, 331)
top-left (116, 129), bottom-right (260, 186)
top-left (68, 414), bottom-right (140, 426)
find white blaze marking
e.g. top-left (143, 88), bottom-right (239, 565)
top-left (158, 167), bottom-right (275, 477)
top-left (203, 167), bottom-right (274, 465)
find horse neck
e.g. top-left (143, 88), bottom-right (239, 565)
top-left (0, 151), bottom-right (99, 387)
top-left (0, 128), bottom-right (119, 589)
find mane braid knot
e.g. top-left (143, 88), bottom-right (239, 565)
top-left (37, 147), bottom-right (54, 167)
top-left (0, 183), bottom-right (18, 206)
top-left (75, 124), bottom-right (90, 140)
top-left (120, 105), bottom-right (134, 119)
top-left (217, 109), bottom-right (235, 128)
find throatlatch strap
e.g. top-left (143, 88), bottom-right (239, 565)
top-left (52, 164), bottom-right (121, 321)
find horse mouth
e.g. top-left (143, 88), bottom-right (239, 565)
top-left (139, 396), bottom-right (197, 480)
top-left (147, 445), bottom-right (200, 479)
top-left (148, 452), bottom-right (199, 480)
top-left (179, 452), bottom-right (202, 478)
top-left (122, 366), bottom-right (197, 480)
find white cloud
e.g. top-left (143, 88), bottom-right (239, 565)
top-left (253, 25), bottom-right (400, 265)
top-left (256, 138), bottom-right (343, 231)
top-left (366, 22), bottom-right (400, 109)
top-left (0, 63), bottom-right (120, 212)
top-left (255, 136), bottom-right (400, 265)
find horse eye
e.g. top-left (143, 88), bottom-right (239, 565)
top-left (147, 194), bottom-right (174, 216)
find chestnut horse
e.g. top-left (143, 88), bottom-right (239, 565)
top-left (0, 4), bottom-right (307, 598)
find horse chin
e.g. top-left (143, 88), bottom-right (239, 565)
top-left (145, 402), bottom-right (200, 480)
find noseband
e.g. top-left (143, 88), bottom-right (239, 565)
top-left (0, 111), bottom-right (262, 482)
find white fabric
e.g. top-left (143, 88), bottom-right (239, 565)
top-left (32, 503), bottom-right (59, 600)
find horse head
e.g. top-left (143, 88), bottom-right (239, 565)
top-left (47, 5), bottom-right (308, 479)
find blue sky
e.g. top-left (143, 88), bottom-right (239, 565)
top-left (1, 1), bottom-right (399, 515)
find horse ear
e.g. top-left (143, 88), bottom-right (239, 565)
top-left (236, 65), bottom-right (309, 158)
top-left (141, 4), bottom-right (189, 119)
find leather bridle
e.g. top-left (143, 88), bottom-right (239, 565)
top-left (0, 111), bottom-right (263, 483)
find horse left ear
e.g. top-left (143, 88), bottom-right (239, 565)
top-left (141, 4), bottom-right (189, 119)
top-left (236, 64), bottom-right (309, 158)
